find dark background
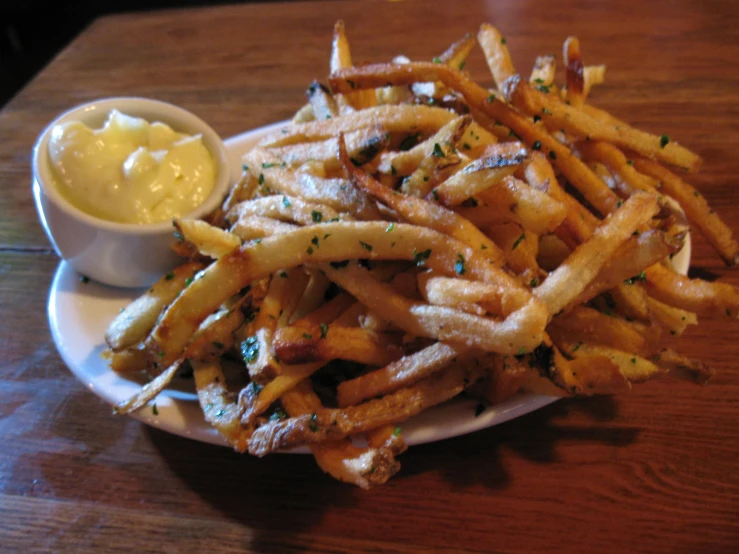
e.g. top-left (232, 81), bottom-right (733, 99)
top-left (0, 1), bottom-right (270, 108)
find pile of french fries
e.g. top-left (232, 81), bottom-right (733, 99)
top-left (104, 22), bottom-right (739, 487)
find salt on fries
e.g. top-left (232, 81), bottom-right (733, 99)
top-left (104, 21), bottom-right (737, 488)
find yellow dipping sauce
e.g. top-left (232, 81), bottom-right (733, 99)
top-left (48, 109), bottom-right (215, 224)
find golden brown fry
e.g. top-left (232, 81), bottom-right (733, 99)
top-left (228, 196), bottom-right (344, 228)
top-left (337, 341), bottom-right (468, 407)
top-left (274, 324), bottom-right (404, 366)
top-left (377, 115), bottom-right (471, 177)
top-left (548, 305), bottom-right (657, 357)
top-left (105, 261), bottom-right (205, 351)
top-left (563, 36), bottom-right (585, 108)
top-left (268, 127), bottom-right (389, 171)
top-left (260, 105), bottom-right (455, 148)
top-left (417, 271), bottom-right (530, 316)
top-left (306, 80), bottom-right (339, 121)
top-left (535, 192), bottom-right (659, 315)
top-left (583, 65), bottom-right (606, 97)
top-left (477, 23), bottom-right (516, 88)
top-left (174, 218), bottom-right (241, 259)
top-left (644, 263), bottom-right (739, 318)
top-left (281, 380), bottom-right (400, 488)
top-left (654, 348), bottom-right (714, 385)
top-left (248, 360), bottom-right (485, 456)
top-left (193, 359), bottom-right (251, 452)
top-left (340, 139), bottom-right (507, 266)
top-left (633, 157), bottom-right (739, 266)
top-left (529, 55), bottom-right (556, 87)
top-left (432, 142), bottom-right (527, 206)
top-left (323, 262), bottom-right (546, 353)
top-left (329, 62), bottom-right (622, 216)
top-left (503, 75), bottom-right (701, 172)
top-left (577, 141), bottom-right (659, 196)
top-left (467, 175), bottom-right (568, 235)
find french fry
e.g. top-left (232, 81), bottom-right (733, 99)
top-left (329, 62), bottom-right (623, 216)
top-left (535, 192), bottom-right (659, 315)
top-left (563, 36), bottom-right (585, 108)
top-left (503, 75), bottom-right (702, 172)
top-left (105, 261), bottom-right (205, 351)
top-left (529, 55), bottom-right (556, 87)
top-left (274, 324), bottom-right (404, 366)
top-left (306, 80), bottom-right (339, 121)
top-left (260, 105), bottom-right (455, 148)
top-left (477, 23), bottom-right (516, 89)
top-left (281, 380), bottom-right (400, 488)
top-left (633, 157), bottom-right (739, 265)
top-left (248, 360), bottom-right (485, 456)
top-left (644, 263), bottom-right (739, 318)
top-left (465, 175), bottom-right (568, 235)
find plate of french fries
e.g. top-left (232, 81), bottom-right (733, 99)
top-left (48, 21), bottom-right (739, 488)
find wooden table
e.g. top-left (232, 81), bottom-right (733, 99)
top-left (2, 0), bottom-right (739, 551)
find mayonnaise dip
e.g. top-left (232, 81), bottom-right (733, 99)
top-left (47, 109), bottom-right (215, 224)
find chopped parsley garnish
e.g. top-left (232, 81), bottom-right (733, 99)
top-left (329, 260), bottom-right (350, 269)
top-left (152, 403), bottom-right (159, 416)
top-left (530, 278), bottom-right (538, 288)
top-left (487, 94), bottom-right (496, 103)
top-left (432, 56), bottom-right (442, 63)
top-left (240, 335), bottom-right (259, 364)
top-left (432, 143), bottom-right (445, 157)
top-left (512, 233), bottom-right (526, 250)
top-left (454, 253), bottom-right (466, 275)
top-left (536, 84), bottom-right (550, 94)
top-left (548, 150), bottom-right (557, 160)
top-left (359, 241), bottom-right (373, 252)
top-left (660, 135), bottom-right (670, 148)
top-left (542, 107), bottom-right (552, 115)
top-left (398, 133), bottom-right (421, 151)
top-left (303, 333), bottom-right (313, 340)
top-left (258, 173), bottom-right (265, 185)
top-left (262, 162), bottom-right (280, 168)
top-left (413, 248), bottom-right (432, 266)
top-left (308, 413), bottom-right (319, 432)
top-left (184, 277), bottom-right (194, 287)
top-left (386, 223), bottom-right (396, 233)
top-left (282, 196), bottom-right (291, 207)
top-left (319, 323), bottom-right (329, 339)
top-left (532, 141), bottom-right (542, 150)
top-left (279, 270), bottom-right (288, 278)
top-left (393, 426), bottom-right (402, 437)
top-left (164, 272), bottom-right (175, 280)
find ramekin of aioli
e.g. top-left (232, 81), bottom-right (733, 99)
top-left (32, 97), bottom-right (230, 288)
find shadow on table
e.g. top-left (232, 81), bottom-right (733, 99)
top-left (398, 395), bottom-right (639, 489)
top-left (147, 394), bottom-right (638, 532)
top-left (147, 425), bottom-right (356, 551)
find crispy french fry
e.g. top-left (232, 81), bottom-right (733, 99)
top-left (563, 36), bottom-right (585, 108)
top-left (477, 23), bottom-right (516, 88)
top-left (503, 75), bottom-right (701, 172)
top-left (105, 261), bottom-right (205, 351)
top-left (633, 157), bottom-right (739, 266)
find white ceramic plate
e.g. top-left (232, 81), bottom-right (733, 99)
top-left (47, 122), bottom-right (692, 450)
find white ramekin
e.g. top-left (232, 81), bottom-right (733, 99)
top-left (32, 97), bottom-right (229, 288)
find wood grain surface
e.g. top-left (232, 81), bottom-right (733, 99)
top-left (1, 0), bottom-right (739, 552)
